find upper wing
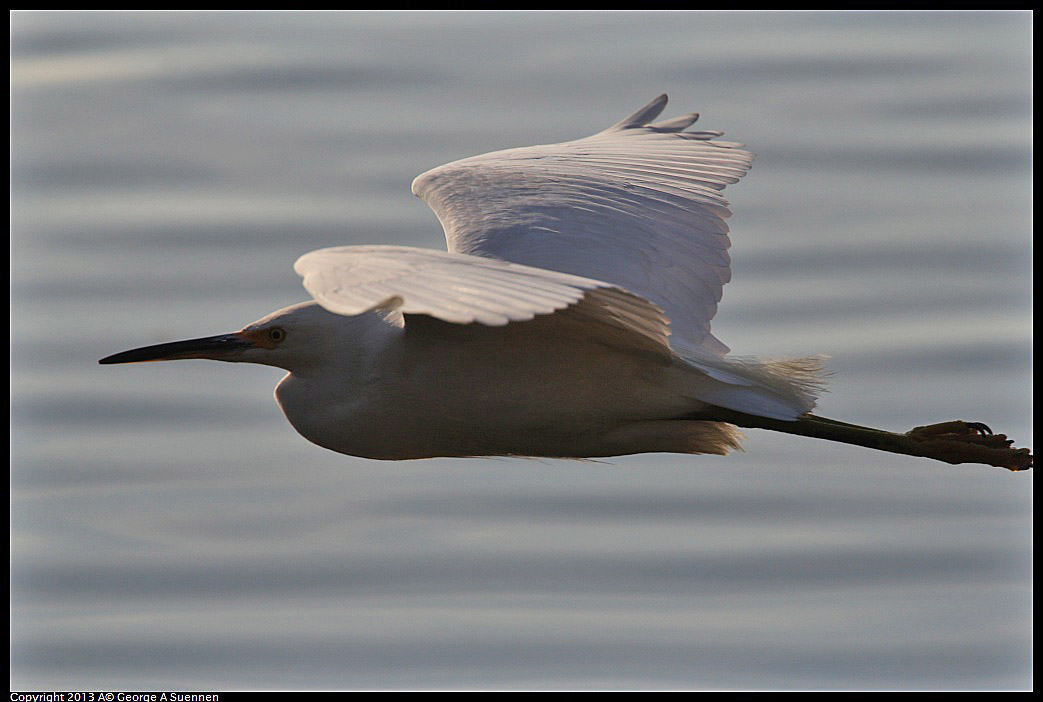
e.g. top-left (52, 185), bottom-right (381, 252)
top-left (411, 94), bottom-right (753, 355)
top-left (294, 245), bottom-right (672, 358)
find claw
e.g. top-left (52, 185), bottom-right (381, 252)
top-left (909, 420), bottom-right (984, 438)
top-left (907, 421), bottom-right (1032, 471)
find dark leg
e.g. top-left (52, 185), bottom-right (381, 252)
top-left (682, 408), bottom-right (1032, 471)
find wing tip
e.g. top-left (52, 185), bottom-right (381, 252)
top-left (601, 95), bottom-right (746, 150)
top-left (605, 94), bottom-right (670, 131)
top-left (648, 112), bottom-right (700, 133)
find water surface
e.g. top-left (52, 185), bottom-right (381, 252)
top-left (10, 10), bottom-right (1032, 691)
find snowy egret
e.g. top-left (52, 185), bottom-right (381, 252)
top-left (99, 95), bottom-right (1031, 470)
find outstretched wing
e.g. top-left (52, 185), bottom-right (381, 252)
top-left (411, 94), bottom-right (753, 355)
top-left (294, 245), bottom-right (672, 358)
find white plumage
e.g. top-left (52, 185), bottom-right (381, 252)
top-left (100, 95), bottom-right (1031, 470)
top-left (411, 93), bottom-right (748, 356)
top-left (289, 94), bottom-right (821, 428)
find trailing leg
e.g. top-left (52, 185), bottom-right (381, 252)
top-left (681, 408), bottom-right (1032, 471)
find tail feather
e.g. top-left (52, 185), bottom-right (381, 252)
top-left (676, 347), bottom-right (830, 420)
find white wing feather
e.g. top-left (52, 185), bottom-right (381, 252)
top-left (292, 99), bottom-right (821, 420)
top-left (294, 245), bottom-right (672, 357)
top-left (411, 94), bottom-right (753, 355)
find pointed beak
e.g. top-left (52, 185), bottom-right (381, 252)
top-left (98, 332), bottom-right (257, 365)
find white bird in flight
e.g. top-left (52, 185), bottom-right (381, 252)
top-left (100, 95), bottom-right (1031, 471)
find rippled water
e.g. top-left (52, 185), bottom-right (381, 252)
top-left (10, 11), bottom-right (1032, 691)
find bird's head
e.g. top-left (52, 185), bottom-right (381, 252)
top-left (98, 301), bottom-right (378, 373)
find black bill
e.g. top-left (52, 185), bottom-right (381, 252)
top-left (98, 333), bottom-right (253, 365)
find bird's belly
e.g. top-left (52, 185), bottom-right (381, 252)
top-left (276, 341), bottom-right (695, 459)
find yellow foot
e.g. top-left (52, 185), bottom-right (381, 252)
top-left (907, 421), bottom-right (1033, 471)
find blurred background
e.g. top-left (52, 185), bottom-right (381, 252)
top-left (10, 11), bottom-right (1032, 691)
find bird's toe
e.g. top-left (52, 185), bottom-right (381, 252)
top-left (906, 421), bottom-right (1032, 471)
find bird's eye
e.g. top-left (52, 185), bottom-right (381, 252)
top-left (267, 327), bottom-right (286, 343)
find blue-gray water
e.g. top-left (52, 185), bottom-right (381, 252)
top-left (10, 11), bottom-right (1032, 691)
